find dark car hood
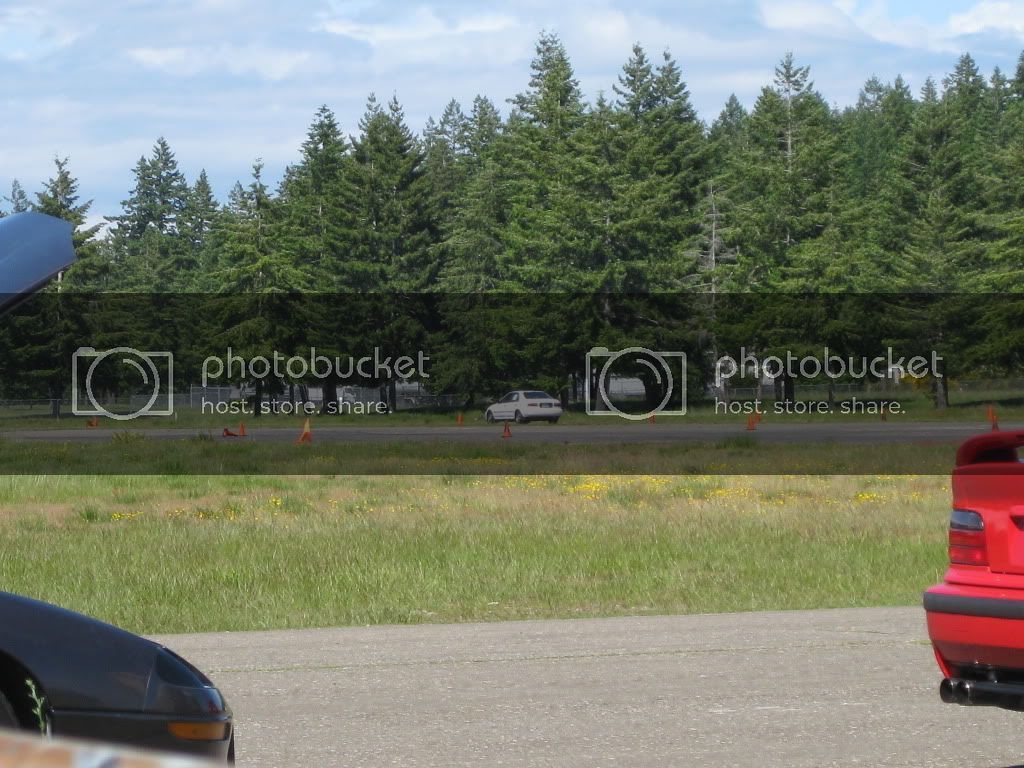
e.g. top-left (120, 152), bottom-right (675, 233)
top-left (0, 211), bottom-right (76, 314)
top-left (0, 591), bottom-right (159, 711)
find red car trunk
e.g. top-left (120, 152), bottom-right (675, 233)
top-left (925, 431), bottom-right (1024, 712)
top-left (953, 433), bottom-right (1024, 576)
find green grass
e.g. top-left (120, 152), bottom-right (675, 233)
top-left (0, 474), bottom-right (948, 635)
top-left (0, 436), bottom-right (957, 474)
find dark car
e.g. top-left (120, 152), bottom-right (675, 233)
top-left (0, 212), bottom-right (234, 760)
top-left (0, 592), bottom-right (234, 761)
top-left (0, 210), bottom-right (77, 310)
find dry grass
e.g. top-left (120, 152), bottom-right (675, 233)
top-left (0, 474), bottom-right (950, 634)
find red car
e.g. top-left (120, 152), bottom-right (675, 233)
top-left (925, 431), bottom-right (1024, 711)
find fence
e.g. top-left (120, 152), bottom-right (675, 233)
top-left (4, 376), bottom-right (1024, 419)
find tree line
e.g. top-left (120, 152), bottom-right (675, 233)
top-left (3, 33), bottom-right (1024, 410)
top-left (4, 32), bottom-right (1022, 295)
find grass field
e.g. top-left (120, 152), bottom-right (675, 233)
top-left (0, 436), bottom-right (956, 474)
top-left (0, 474), bottom-right (949, 635)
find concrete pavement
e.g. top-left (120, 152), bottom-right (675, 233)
top-left (155, 607), bottom-right (1024, 767)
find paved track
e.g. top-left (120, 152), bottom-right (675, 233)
top-left (156, 607), bottom-right (1024, 768)
top-left (4, 421), bottom-right (1016, 445)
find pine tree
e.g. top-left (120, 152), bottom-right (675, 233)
top-left (210, 161), bottom-right (307, 292)
top-left (991, 67), bottom-right (1010, 119)
top-left (510, 31), bottom-right (584, 138)
top-left (277, 106), bottom-right (356, 289)
top-left (985, 70), bottom-right (1024, 287)
top-left (689, 181), bottom-right (740, 292)
top-left (496, 32), bottom-right (587, 289)
top-left (830, 74), bottom-right (916, 288)
top-left (735, 54), bottom-right (837, 285)
top-left (606, 46), bottom-right (706, 289)
top-left (347, 94), bottom-right (433, 290)
top-left (613, 44), bottom-right (657, 117)
top-left (436, 159), bottom-right (509, 291)
top-left (5, 180), bottom-right (30, 214)
top-left (1012, 51), bottom-right (1024, 100)
top-left (938, 54), bottom-right (994, 278)
top-left (181, 169), bottom-right (218, 271)
top-left (708, 95), bottom-right (747, 151)
top-left (887, 65), bottom-right (996, 408)
top-left (561, 93), bottom-right (624, 289)
top-left (436, 97), bottom-right (505, 290)
top-left (107, 138), bottom-right (191, 288)
top-left (465, 96), bottom-right (502, 166)
top-left (35, 157), bottom-right (104, 289)
top-left (423, 99), bottom-right (471, 247)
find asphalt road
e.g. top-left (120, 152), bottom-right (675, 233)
top-left (4, 421), bottom-right (1017, 445)
top-left (155, 607), bottom-right (1024, 768)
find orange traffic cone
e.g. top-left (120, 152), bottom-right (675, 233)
top-left (987, 404), bottom-right (999, 431)
top-left (238, 422), bottom-right (247, 437)
top-left (502, 421), bottom-right (511, 439)
top-left (456, 412), bottom-right (464, 426)
top-left (86, 417), bottom-right (99, 428)
top-left (223, 427), bottom-right (238, 437)
top-left (746, 414), bottom-right (756, 431)
top-left (295, 418), bottom-right (312, 444)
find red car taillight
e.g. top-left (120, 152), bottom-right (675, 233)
top-left (948, 508), bottom-right (987, 566)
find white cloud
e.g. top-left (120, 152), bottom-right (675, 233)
top-left (788, 0), bottom-right (1024, 54)
top-left (314, 6), bottom-right (530, 74)
top-left (0, 5), bottom-right (83, 61)
top-left (317, 8), bottom-right (517, 45)
top-left (948, 1), bottom-right (1024, 39)
top-left (759, 0), bottom-right (861, 37)
top-left (126, 44), bottom-right (318, 81)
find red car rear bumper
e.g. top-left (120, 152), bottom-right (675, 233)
top-left (925, 583), bottom-right (1024, 671)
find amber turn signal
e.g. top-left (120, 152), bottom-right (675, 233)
top-left (167, 720), bottom-right (230, 741)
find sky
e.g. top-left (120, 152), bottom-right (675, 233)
top-left (1, 0), bottom-right (1022, 226)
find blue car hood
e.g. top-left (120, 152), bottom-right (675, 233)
top-left (0, 211), bottom-right (77, 313)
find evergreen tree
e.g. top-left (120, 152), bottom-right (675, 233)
top-left (614, 44), bottom-right (657, 117)
top-left (465, 95), bottom-right (502, 165)
top-left (708, 95), bottom-right (747, 152)
top-left (277, 105), bottom-right (356, 289)
top-left (985, 70), bottom-right (1024, 286)
top-left (607, 46), bottom-right (706, 288)
top-left (181, 169), bottom-right (219, 271)
top-left (347, 94), bottom-right (433, 290)
top-left (436, 98), bottom-right (505, 291)
top-left (35, 156), bottom-right (104, 288)
top-left (106, 138), bottom-right (191, 288)
top-left (498, 32), bottom-right (587, 289)
top-left (210, 161), bottom-right (307, 292)
top-left (423, 99), bottom-right (471, 246)
top-left (1012, 51), bottom-right (1024, 100)
top-left (735, 54), bottom-right (837, 286)
top-left (831, 74), bottom-right (916, 288)
top-left (5, 180), bottom-right (30, 214)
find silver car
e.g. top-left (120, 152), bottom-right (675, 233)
top-left (485, 390), bottom-right (562, 424)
